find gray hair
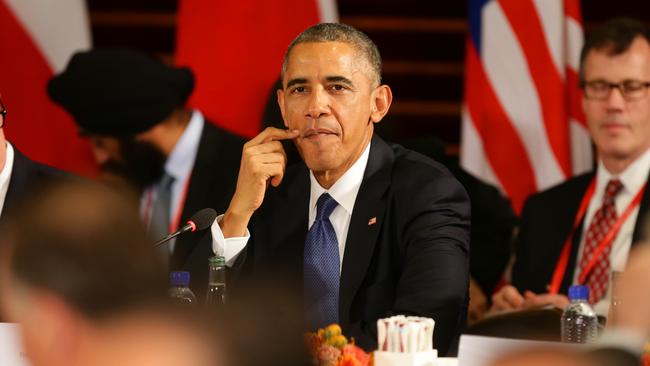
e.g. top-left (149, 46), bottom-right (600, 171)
top-left (281, 23), bottom-right (382, 87)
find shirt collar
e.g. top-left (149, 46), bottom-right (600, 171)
top-left (309, 141), bottom-right (371, 216)
top-left (0, 141), bottom-right (15, 186)
top-left (0, 141), bottom-right (15, 217)
top-left (596, 147), bottom-right (650, 196)
top-left (164, 110), bottom-right (204, 181)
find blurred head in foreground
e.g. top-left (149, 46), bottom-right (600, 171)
top-left (214, 272), bottom-right (310, 366)
top-left (608, 242), bottom-right (650, 340)
top-left (0, 181), bottom-right (222, 366)
top-left (489, 348), bottom-right (591, 366)
top-left (490, 346), bottom-right (640, 366)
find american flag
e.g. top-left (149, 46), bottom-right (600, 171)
top-left (460, 0), bottom-right (593, 213)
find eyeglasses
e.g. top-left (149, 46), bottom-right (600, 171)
top-left (0, 97), bottom-right (6, 128)
top-left (581, 79), bottom-right (650, 101)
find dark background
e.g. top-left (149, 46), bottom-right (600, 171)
top-left (87, 0), bottom-right (649, 156)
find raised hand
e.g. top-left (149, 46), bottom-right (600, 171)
top-left (220, 127), bottom-right (299, 237)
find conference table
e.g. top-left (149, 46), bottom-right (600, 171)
top-left (2, 320), bottom-right (572, 366)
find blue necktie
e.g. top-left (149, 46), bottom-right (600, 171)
top-left (304, 193), bottom-right (340, 330)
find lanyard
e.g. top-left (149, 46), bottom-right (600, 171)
top-left (548, 178), bottom-right (646, 294)
top-left (143, 177), bottom-right (192, 233)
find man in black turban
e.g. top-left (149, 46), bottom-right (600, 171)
top-left (48, 49), bottom-right (245, 297)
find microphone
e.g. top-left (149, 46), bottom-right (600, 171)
top-left (153, 208), bottom-right (217, 247)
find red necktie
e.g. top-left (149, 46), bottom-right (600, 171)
top-left (579, 179), bottom-right (623, 304)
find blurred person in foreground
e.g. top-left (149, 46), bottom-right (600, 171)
top-left (591, 243), bottom-right (650, 364)
top-left (491, 18), bottom-right (650, 318)
top-left (214, 273), bottom-right (311, 366)
top-left (0, 182), bottom-right (223, 366)
top-left (610, 244), bottom-right (650, 339)
top-left (48, 49), bottom-right (245, 296)
top-left (488, 348), bottom-right (592, 366)
top-left (213, 23), bottom-right (470, 355)
top-left (488, 345), bottom-right (639, 366)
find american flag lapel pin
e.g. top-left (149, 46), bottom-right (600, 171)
top-left (368, 217), bottom-right (377, 226)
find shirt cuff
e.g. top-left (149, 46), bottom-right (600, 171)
top-left (211, 214), bottom-right (250, 267)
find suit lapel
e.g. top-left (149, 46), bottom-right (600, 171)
top-left (631, 168), bottom-right (650, 243)
top-left (172, 123), bottom-right (224, 265)
top-left (339, 136), bottom-right (392, 323)
top-left (265, 163), bottom-right (310, 268)
top-left (559, 173), bottom-right (595, 293)
top-left (3, 150), bottom-right (31, 215)
top-left (243, 162), bottom-right (309, 284)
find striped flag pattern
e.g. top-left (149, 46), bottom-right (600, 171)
top-left (0, 0), bottom-right (95, 176)
top-left (460, 0), bottom-right (592, 213)
top-left (175, 0), bottom-right (338, 138)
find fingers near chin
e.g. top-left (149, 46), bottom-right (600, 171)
top-left (264, 127), bottom-right (300, 143)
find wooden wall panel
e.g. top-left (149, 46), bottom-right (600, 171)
top-left (86, 0), bottom-right (650, 154)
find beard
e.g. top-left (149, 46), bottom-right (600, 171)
top-left (100, 138), bottom-right (167, 192)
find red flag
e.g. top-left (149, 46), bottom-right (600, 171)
top-left (0, 0), bottom-right (96, 176)
top-left (460, 0), bottom-right (591, 213)
top-left (175, 0), bottom-right (338, 138)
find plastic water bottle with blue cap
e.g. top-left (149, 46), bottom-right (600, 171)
top-left (168, 271), bottom-right (197, 305)
top-left (561, 285), bottom-right (598, 343)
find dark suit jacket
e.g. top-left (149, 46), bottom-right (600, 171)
top-left (169, 120), bottom-right (245, 297)
top-left (0, 147), bottom-right (65, 322)
top-left (398, 137), bottom-right (516, 296)
top-left (1, 147), bottom-right (64, 223)
top-left (239, 135), bottom-right (470, 355)
top-left (512, 171), bottom-right (650, 295)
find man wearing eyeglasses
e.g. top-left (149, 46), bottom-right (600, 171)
top-left (0, 96), bottom-right (62, 223)
top-left (490, 18), bottom-right (650, 318)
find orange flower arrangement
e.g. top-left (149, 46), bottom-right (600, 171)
top-left (306, 324), bottom-right (372, 366)
top-left (642, 342), bottom-right (650, 366)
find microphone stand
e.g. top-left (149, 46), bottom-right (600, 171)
top-left (153, 221), bottom-right (196, 248)
top-left (153, 231), bottom-right (185, 248)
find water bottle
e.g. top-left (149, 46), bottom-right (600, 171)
top-left (561, 285), bottom-right (598, 343)
top-left (205, 256), bottom-right (226, 306)
top-left (168, 271), bottom-right (197, 305)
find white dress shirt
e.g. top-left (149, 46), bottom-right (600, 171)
top-left (141, 110), bottom-right (204, 252)
top-left (0, 142), bottom-right (15, 217)
top-left (212, 142), bottom-right (372, 268)
top-left (573, 148), bottom-right (650, 316)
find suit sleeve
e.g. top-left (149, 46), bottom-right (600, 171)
top-left (511, 196), bottom-right (540, 293)
top-left (461, 171), bottom-right (516, 295)
top-left (511, 192), bottom-right (571, 295)
top-left (346, 170), bottom-right (471, 355)
top-left (399, 172), bottom-right (471, 353)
